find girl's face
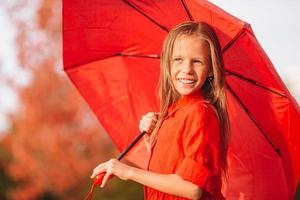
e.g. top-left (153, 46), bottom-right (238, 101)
top-left (170, 35), bottom-right (212, 97)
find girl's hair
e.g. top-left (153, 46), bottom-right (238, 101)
top-left (151, 21), bottom-right (230, 179)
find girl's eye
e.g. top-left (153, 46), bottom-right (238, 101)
top-left (174, 58), bottom-right (183, 62)
top-left (193, 60), bottom-right (203, 64)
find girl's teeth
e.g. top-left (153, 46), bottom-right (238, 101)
top-left (178, 79), bottom-right (196, 84)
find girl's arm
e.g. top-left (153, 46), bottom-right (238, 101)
top-left (91, 112), bottom-right (203, 199)
top-left (91, 159), bottom-right (203, 200)
top-left (130, 165), bottom-right (203, 200)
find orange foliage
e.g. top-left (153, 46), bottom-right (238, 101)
top-left (0, 0), bottom-right (117, 199)
top-left (2, 64), bottom-right (116, 200)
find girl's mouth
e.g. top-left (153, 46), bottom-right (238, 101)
top-left (177, 78), bottom-right (196, 84)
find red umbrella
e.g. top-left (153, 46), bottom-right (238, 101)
top-left (62, 0), bottom-right (300, 199)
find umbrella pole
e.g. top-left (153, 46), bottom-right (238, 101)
top-left (117, 131), bottom-right (147, 160)
top-left (84, 131), bottom-right (147, 200)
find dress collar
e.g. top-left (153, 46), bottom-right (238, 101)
top-left (167, 90), bottom-right (207, 117)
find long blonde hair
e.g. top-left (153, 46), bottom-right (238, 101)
top-left (151, 21), bottom-right (230, 178)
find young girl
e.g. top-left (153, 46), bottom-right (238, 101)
top-left (90, 21), bottom-right (230, 200)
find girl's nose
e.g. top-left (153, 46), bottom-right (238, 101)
top-left (182, 61), bottom-right (193, 74)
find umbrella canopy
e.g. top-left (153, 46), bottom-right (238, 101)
top-left (62, 0), bottom-right (300, 199)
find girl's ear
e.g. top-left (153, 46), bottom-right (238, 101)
top-left (207, 71), bottom-right (214, 81)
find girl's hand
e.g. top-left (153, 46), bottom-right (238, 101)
top-left (90, 158), bottom-right (133, 188)
top-left (139, 112), bottom-right (159, 154)
top-left (139, 112), bottom-right (159, 134)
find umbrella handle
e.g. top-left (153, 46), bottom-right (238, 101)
top-left (94, 172), bottom-right (106, 185)
top-left (84, 131), bottom-right (147, 200)
top-left (84, 172), bottom-right (114, 200)
top-left (93, 130), bottom-right (147, 185)
top-left (94, 172), bottom-right (114, 185)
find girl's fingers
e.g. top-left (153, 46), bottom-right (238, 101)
top-left (146, 112), bottom-right (154, 117)
top-left (100, 169), bottom-right (112, 188)
top-left (145, 113), bottom-right (158, 122)
top-left (140, 118), bottom-right (151, 128)
top-left (91, 170), bottom-right (100, 179)
top-left (141, 117), bottom-right (157, 128)
top-left (150, 120), bottom-right (157, 127)
top-left (142, 116), bottom-right (154, 124)
top-left (140, 122), bottom-right (152, 133)
top-left (139, 122), bottom-right (147, 132)
top-left (91, 166), bottom-right (102, 178)
top-left (139, 112), bottom-right (159, 133)
top-left (150, 112), bottom-right (160, 120)
top-left (150, 114), bottom-right (159, 122)
top-left (140, 124), bottom-right (154, 134)
top-left (91, 161), bottom-right (109, 178)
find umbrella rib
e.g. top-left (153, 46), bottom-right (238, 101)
top-left (121, 0), bottom-right (169, 32)
top-left (64, 53), bottom-right (161, 71)
top-left (222, 28), bottom-right (286, 98)
top-left (181, 0), bottom-right (194, 21)
top-left (225, 70), bottom-right (286, 97)
top-left (222, 28), bottom-right (247, 53)
top-left (226, 83), bottom-right (281, 156)
top-left (120, 53), bottom-right (160, 59)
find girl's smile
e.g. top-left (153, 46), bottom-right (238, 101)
top-left (170, 35), bottom-right (212, 96)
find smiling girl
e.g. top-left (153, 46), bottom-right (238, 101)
top-left (91, 21), bottom-right (230, 200)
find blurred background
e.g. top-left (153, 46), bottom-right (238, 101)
top-left (0, 0), bottom-right (299, 199)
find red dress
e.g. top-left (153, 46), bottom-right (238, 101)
top-left (144, 91), bottom-right (225, 200)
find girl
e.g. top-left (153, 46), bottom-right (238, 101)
top-left (91, 21), bottom-right (230, 200)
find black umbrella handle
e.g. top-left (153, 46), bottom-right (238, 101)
top-left (117, 131), bottom-right (147, 160)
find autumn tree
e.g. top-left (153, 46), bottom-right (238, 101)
top-left (0, 0), bottom-right (143, 199)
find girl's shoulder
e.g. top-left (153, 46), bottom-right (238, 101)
top-left (182, 99), bottom-right (212, 114)
top-left (181, 100), bottom-right (219, 123)
top-left (179, 100), bottom-right (221, 142)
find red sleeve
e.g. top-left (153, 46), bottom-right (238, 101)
top-left (175, 102), bottom-right (221, 196)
